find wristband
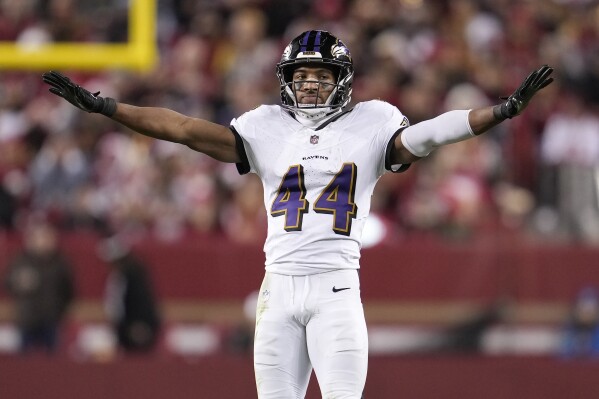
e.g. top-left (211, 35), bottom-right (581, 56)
top-left (100, 97), bottom-right (117, 117)
top-left (493, 104), bottom-right (507, 121)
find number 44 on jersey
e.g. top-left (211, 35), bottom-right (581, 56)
top-left (271, 163), bottom-right (358, 236)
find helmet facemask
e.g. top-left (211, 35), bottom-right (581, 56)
top-left (276, 31), bottom-right (354, 119)
top-left (279, 64), bottom-right (352, 118)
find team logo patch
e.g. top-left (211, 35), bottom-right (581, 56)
top-left (310, 135), bottom-right (319, 144)
top-left (282, 44), bottom-right (292, 60)
top-left (331, 40), bottom-right (351, 61)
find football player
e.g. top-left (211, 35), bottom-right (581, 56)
top-left (42, 30), bottom-right (553, 399)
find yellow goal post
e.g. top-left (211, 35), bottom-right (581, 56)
top-left (0, 0), bottom-right (157, 71)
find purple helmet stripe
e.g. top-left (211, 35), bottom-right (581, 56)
top-left (314, 31), bottom-right (321, 52)
top-left (299, 31), bottom-right (310, 52)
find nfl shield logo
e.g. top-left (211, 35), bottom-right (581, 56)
top-left (310, 135), bottom-right (319, 145)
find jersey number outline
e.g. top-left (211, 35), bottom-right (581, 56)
top-left (270, 163), bottom-right (358, 235)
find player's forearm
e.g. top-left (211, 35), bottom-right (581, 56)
top-left (111, 103), bottom-right (194, 144)
top-left (400, 109), bottom-right (474, 157)
top-left (468, 106), bottom-right (503, 136)
top-left (111, 103), bottom-right (241, 163)
top-left (400, 106), bottom-right (505, 157)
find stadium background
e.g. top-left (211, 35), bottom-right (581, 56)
top-left (1, 0), bottom-right (599, 398)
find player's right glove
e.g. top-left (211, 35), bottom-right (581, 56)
top-left (42, 71), bottom-right (117, 117)
top-left (493, 65), bottom-right (554, 120)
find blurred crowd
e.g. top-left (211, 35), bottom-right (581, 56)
top-left (1, 0), bottom-right (599, 245)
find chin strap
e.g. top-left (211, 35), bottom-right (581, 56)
top-left (295, 107), bottom-right (331, 120)
top-left (293, 107), bottom-right (343, 128)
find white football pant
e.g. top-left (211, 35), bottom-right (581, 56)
top-left (254, 269), bottom-right (368, 399)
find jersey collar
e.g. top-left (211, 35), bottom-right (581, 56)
top-left (287, 107), bottom-right (354, 131)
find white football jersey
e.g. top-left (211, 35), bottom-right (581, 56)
top-left (231, 100), bottom-right (409, 275)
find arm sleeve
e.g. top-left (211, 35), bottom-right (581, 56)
top-left (400, 110), bottom-right (474, 157)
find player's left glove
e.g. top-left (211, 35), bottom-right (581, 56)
top-left (493, 65), bottom-right (554, 120)
top-left (42, 71), bottom-right (117, 117)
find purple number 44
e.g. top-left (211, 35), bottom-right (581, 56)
top-left (271, 163), bottom-right (358, 235)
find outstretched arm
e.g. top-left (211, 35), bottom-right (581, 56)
top-left (42, 71), bottom-right (240, 163)
top-left (111, 104), bottom-right (240, 163)
top-left (391, 65), bottom-right (554, 165)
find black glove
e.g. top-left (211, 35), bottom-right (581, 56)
top-left (493, 65), bottom-right (554, 120)
top-left (42, 71), bottom-right (117, 117)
